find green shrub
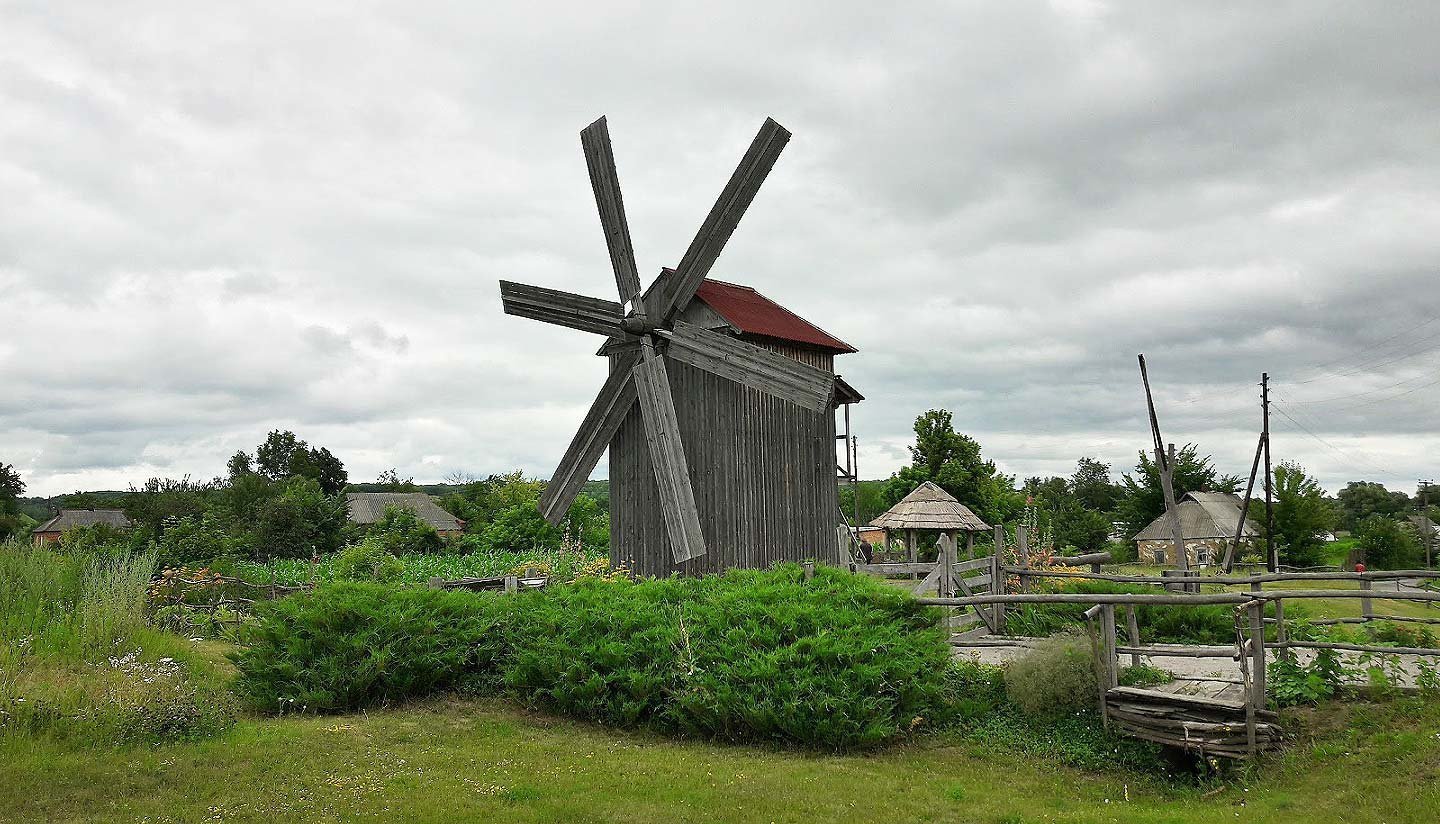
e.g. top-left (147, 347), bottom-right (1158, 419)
top-left (363, 506), bottom-right (444, 555)
top-left (331, 540), bottom-right (406, 582)
top-left (1003, 634), bottom-right (1097, 717)
top-left (232, 565), bottom-right (951, 750)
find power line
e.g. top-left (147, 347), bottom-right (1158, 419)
top-left (1289, 315), bottom-right (1440, 383)
top-left (1283, 364), bottom-right (1440, 406)
top-left (1292, 326), bottom-right (1440, 385)
top-left (1268, 402), bottom-right (1405, 480)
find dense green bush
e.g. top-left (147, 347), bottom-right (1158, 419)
top-left (1355, 515), bottom-right (1421, 569)
top-left (1003, 634), bottom-right (1097, 716)
top-left (362, 506), bottom-right (443, 555)
top-left (331, 540), bottom-right (406, 582)
top-left (232, 566), bottom-right (951, 750)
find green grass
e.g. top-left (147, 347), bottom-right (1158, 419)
top-left (2, 694), bottom-right (1438, 823)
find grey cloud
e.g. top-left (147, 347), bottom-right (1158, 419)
top-left (3, 2), bottom-right (1439, 495)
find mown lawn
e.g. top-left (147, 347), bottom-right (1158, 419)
top-left (3, 694), bottom-right (1438, 823)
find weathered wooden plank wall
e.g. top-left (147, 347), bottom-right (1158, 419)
top-left (610, 347), bottom-right (841, 577)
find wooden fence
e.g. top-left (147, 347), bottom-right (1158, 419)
top-left (906, 564), bottom-right (1440, 757)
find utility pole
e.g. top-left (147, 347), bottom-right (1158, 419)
top-left (1422, 479), bottom-right (1435, 569)
top-left (1138, 355), bottom-right (1189, 572)
top-left (1262, 372), bottom-right (1275, 572)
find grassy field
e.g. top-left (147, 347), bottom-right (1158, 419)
top-left (3, 693), bottom-right (1438, 823)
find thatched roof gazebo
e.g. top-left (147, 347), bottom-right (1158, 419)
top-left (869, 481), bottom-right (991, 566)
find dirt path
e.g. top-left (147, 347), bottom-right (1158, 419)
top-left (955, 643), bottom-right (1434, 688)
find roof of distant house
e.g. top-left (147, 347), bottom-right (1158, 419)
top-left (693, 278), bottom-right (857, 354)
top-left (869, 481), bottom-right (990, 531)
top-left (32, 509), bottom-right (131, 534)
top-left (1134, 491), bottom-right (1259, 541)
top-left (345, 492), bottom-right (465, 532)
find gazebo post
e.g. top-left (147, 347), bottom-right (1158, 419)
top-left (907, 528), bottom-right (917, 579)
top-left (966, 530), bottom-right (974, 560)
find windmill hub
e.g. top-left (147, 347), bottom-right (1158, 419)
top-left (620, 314), bottom-right (656, 336)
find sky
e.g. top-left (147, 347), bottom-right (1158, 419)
top-left (3, 1), bottom-right (1439, 498)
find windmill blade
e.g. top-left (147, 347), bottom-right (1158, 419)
top-left (631, 351), bottom-right (707, 563)
top-left (659, 322), bottom-right (833, 412)
top-left (538, 350), bottom-right (641, 525)
top-left (500, 280), bottom-right (627, 337)
top-left (652, 118), bottom-right (791, 320)
top-left (580, 117), bottom-right (644, 305)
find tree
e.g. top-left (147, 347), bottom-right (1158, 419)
top-left (1356, 515), bottom-right (1421, 570)
top-left (1070, 457), bottom-right (1121, 514)
top-left (880, 410), bottom-right (1020, 525)
top-left (1272, 461), bottom-right (1337, 568)
top-left (375, 468), bottom-right (418, 492)
top-left (247, 430), bottom-right (348, 494)
top-left (1335, 481), bottom-right (1409, 532)
top-left (255, 430), bottom-right (303, 479)
top-left (226, 450), bottom-right (253, 478)
top-left (1115, 444), bottom-right (1239, 538)
top-left (0, 462), bottom-right (26, 540)
top-left (250, 476), bottom-right (348, 559)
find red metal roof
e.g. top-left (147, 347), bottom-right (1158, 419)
top-left (695, 279), bottom-right (856, 354)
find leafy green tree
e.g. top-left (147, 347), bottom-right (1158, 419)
top-left (880, 410), bottom-right (1020, 525)
top-left (1355, 515), bottom-right (1421, 570)
top-left (1022, 475), bottom-right (1112, 553)
top-left (1335, 481), bottom-right (1409, 532)
top-left (226, 450), bottom-right (253, 479)
top-left (125, 476), bottom-right (223, 541)
top-left (247, 430), bottom-right (348, 494)
top-left (1115, 444), bottom-right (1239, 538)
top-left (1272, 461), bottom-right (1337, 567)
top-left (1070, 457), bottom-right (1120, 514)
top-left (251, 476), bottom-right (347, 559)
top-left (0, 462), bottom-right (26, 539)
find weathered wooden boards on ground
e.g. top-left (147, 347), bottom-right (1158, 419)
top-left (1105, 685), bottom-right (1282, 758)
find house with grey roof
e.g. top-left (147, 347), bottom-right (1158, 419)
top-left (31, 509), bottom-right (132, 544)
top-left (1134, 491), bottom-right (1259, 567)
top-left (345, 492), bottom-right (465, 537)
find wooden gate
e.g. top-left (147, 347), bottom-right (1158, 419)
top-left (851, 534), bottom-right (998, 637)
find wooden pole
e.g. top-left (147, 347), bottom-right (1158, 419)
top-left (1126, 605), bottom-right (1141, 668)
top-left (991, 552), bottom-right (1007, 635)
top-left (1360, 577), bottom-right (1373, 621)
top-left (1159, 444), bottom-right (1189, 571)
top-left (1101, 604), bottom-right (1119, 691)
top-left (1224, 432), bottom-right (1266, 572)
top-left (1016, 524), bottom-right (1030, 593)
top-left (1249, 599), bottom-right (1265, 711)
top-left (907, 528), bottom-right (917, 580)
top-left (1262, 372), bottom-right (1275, 572)
top-left (966, 530), bottom-right (975, 560)
top-left (940, 533), bottom-right (954, 598)
top-left (1138, 355), bottom-right (1188, 572)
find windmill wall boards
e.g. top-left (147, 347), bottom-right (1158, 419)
top-left (500, 116), bottom-right (860, 576)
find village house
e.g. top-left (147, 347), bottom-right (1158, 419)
top-left (1133, 491), bottom-right (1258, 567)
top-left (31, 508), bottom-right (132, 544)
top-left (345, 492), bottom-right (466, 538)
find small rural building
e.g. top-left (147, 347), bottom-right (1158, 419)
top-left (345, 492), bottom-right (465, 537)
top-left (869, 481), bottom-right (991, 560)
top-left (1134, 491), bottom-right (1258, 566)
top-left (31, 509), bottom-right (132, 544)
top-left (606, 275), bottom-right (861, 577)
top-left (853, 525), bottom-right (887, 547)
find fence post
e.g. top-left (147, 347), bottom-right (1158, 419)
top-left (1016, 525), bottom-right (1030, 593)
top-left (803, 560), bottom-right (815, 582)
top-left (428, 577), bottom-right (444, 590)
top-left (1100, 604), bottom-right (1119, 691)
top-left (1360, 577), bottom-right (1373, 622)
top-left (938, 535), bottom-right (953, 599)
top-left (1125, 605), bottom-right (1141, 668)
top-left (991, 553), bottom-right (1007, 635)
top-left (504, 575), bottom-right (518, 594)
top-left (1248, 599), bottom-right (1265, 711)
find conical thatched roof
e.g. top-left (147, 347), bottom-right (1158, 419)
top-left (869, 481), bottom-right (990, 531)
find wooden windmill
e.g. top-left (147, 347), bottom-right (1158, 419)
top-left (500, 116), bottom-right (860, 575)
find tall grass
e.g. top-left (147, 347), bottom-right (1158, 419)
top-left (0, 539), bottom-right (234, 743)
top-left (229, 546), bottom-right (614, 586)
top-left (0, 540), bottom-right (157, 660)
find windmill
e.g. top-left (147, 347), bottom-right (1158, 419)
top-left (500, 116), bottom-right (855, 572)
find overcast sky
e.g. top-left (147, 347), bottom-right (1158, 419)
top-left (4, 2), bottom-right (1439, 498)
